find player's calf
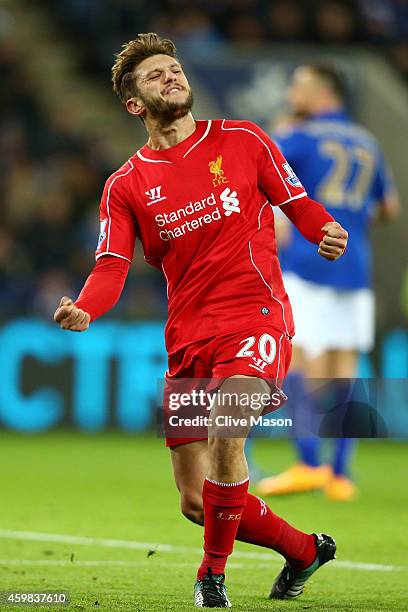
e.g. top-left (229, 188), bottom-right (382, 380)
top-left (180, 489), bottom-right (204, 525)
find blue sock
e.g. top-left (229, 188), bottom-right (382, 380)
top-left (285, 371), bottom-right (321, 467)
top-left (332, 438), bottom-right (355, 476)
top-left (330, 379), bottom-right (356, 476)
top-left (295, 438), bottom-right (320, 467)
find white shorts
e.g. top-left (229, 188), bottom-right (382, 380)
top-left (283, 272), bottom-right (375, 359)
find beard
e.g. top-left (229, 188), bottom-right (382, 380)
top-left (139, 88), bottom-right (194, 125)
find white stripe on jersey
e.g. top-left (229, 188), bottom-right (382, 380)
top-left (275, 332), bottom-right (284, 386)
top-left (183, 120), bottom-right (212, 158)
top-left (105, 160), bottom-right (135, 253)
top-left (221, 119), bottom-right (292, 199)
top-left (248, 201), bottom-right (290, 338)
top-left (136, 150), bottom-right (172, 164)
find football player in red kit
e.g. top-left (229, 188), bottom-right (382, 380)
top-left (54, 34), bottom-right (348, 607)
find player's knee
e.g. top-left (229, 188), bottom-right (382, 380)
top-left (180, 491), bottom-right (204, 526)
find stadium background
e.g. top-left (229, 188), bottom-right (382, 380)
top-left (0, 1), bottom-right (407, 610)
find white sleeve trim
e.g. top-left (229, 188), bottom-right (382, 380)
top-left (95, 251), bottom-right (131, 263)
top-left (276, 192), bottom-right (307, 206)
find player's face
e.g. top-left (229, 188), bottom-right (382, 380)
top-left (134, 54), bottom-right (193, 123)
top-left (288, 67), bottom-right (319, 117)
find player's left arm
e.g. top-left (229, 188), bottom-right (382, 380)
top-left (249, 121), bottom-right (348, 261)
top-left (282, 199), bottom-right (348, 261)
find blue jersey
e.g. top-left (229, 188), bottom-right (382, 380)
top-left (275, 111), bottom-right (394, 289)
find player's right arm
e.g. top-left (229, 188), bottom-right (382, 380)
top-left (372, 152), bottom-right (400, 223)
top-left (376, 192), bottom-right (400, 222)
top-left (374, 167), bottom-right (401, 223)
top-left (54, 164), bottom-right (136, 332)
top-left (54, 255), bottom-right (130, 331)
top-left (54, 296), bottom-right (91, 332)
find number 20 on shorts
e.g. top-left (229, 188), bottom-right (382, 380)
top-left (236, 333), bottom-right (277, 364)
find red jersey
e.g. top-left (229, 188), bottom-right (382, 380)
top-left (95, 119), bottom-right (307, 353)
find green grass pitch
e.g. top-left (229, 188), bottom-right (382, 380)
top-left (0, 433), bottom-right (407, 611)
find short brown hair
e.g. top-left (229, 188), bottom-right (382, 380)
top-left (305, 63), bottom-right (346, 102)
top-left (112, 33), bottom-right (177, 104)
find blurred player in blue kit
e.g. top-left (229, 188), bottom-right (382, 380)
top-left (256, 63), bottom-right (400, 501)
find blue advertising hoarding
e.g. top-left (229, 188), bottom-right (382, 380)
top-left (0, 319), bottom-right (406, 434)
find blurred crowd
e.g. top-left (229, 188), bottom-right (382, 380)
top-left (0, 36), bottom-right (167, 321)
top-left (45, 0), bottom-right (408, 79)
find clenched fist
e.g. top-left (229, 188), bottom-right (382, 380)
top-left (54, 296), bottom-right (91, 332)
top-left (318, 222), bottom-right (348, 261)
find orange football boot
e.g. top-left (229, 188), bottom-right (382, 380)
top-left (255, 463), bottom-right (332, 496)
top-left (325, 475), bottom-right (358, 501)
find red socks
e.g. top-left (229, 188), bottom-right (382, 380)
top-left (197, 481), bottom-right (316, 579)
top-left (237, 493), bottom-right (316, 571)
top-left (197, 478), bottom-right (249, 579)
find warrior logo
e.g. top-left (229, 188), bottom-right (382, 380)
top-left (145, 185), bottom-right (167, 206)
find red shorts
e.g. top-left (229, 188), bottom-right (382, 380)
top-left (164, 326), bottom-right (292, 447)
